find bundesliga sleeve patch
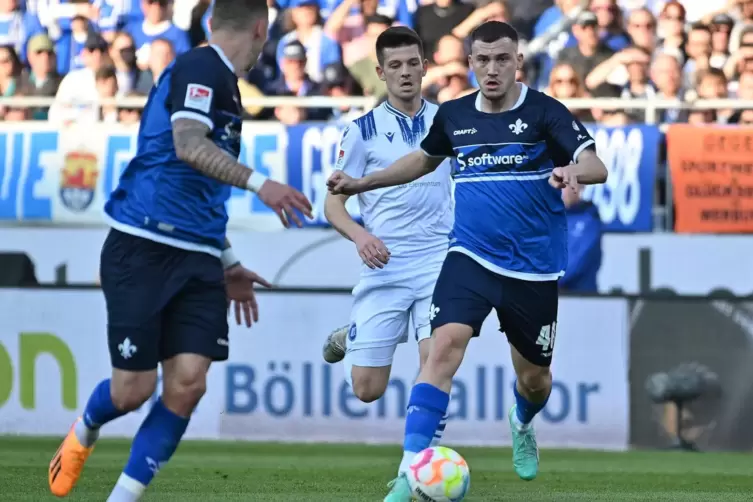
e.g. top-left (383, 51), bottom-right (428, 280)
top-left (336, 149), bottom-right (345, 169)
top-left (184, 84), bottom-right (213, 114)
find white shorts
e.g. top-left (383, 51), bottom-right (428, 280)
top-left (343, 269), bottom-right (439, 374)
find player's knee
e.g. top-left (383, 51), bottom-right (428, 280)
top-left (517, 367), bottom-right (552, 394)
top-left (110, 369), bottom-right (158, 411)
top-left (350, 366), bottom-right (390, 403)
top-left (162, 372), bottom-right (207, 415)
top-left (426, 324), bottom-right (472, 374)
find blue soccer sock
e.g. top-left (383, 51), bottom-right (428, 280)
top-left (75, 379), bottom-right (129, 447)
top-left (513, 381), bottom-right (549, 428)
top-left (398, 383), bottom-right (450, 474)
top-left (107, 398), bottom-right (189, 502)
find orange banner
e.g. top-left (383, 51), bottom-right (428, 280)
top-left (667, 124), bottom-right (753, 233)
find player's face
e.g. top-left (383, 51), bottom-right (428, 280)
top-left (377, 45), bottom-right (427, 100)
top-left (469, 38), bottom-right (522, 100)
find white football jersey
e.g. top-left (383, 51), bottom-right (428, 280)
top-left (335, 100), bottom-right (453, 278)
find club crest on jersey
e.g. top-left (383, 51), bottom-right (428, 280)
top-left (185, 83), bottom-right (213, 113)
top-left (59, 150), bottom-right (100, 212)
top-left (385, 132), bottom-right (394, 142)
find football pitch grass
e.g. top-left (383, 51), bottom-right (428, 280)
top-left (0, 438), bottom-right (750, 501)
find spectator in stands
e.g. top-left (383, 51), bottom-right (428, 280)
top-left (450, 0), bottom-right (511, 46)
top-left (3, 90), bottom-right (30, 120)
top-left (436, 64), bottom-right (472, 102)
top-left (320, 62), bottom-right (363, 121)
top-left (55, 14), bottom-right (94, 75)
top-left (590, 82), bottom-right (630, 126)
top-left (48, 31), bottom-right (108, 123)
top-left (127, 0), bottom-right (190, 70)
top-left (683, 23), bottom-right (712, 92)
top-left (559, 184), bottom-right (602, 294)
top-left (268, 40), bottom-right (328, 124)
top-left (0, 0), bottom-right (43, 64)
top-left (625, 7), bottom-right (656, 53)
top-left (134, 37), bottom-right (173, 93)
top-left (276, 0), bottom-right (342, 84)
top-left (588, 0), bottom-right (630, 51)
top-left (546, 62), bottom-right (594, 122)
top-left (532, 0), bottom-right (582, 89)
top-left (108, 31), bottom-right (139, 95)
top-left (557, 11), bottom-right (614, 89)
top-left (95, 65), bottom-right (118, 122)
top-left (19, 33), bottom-right (60, 119)
top-left (323, 0), bottom-right (380, 65)
top-left (423, 34), bottom-right (467, 101)
top-left (345, 14), bottom-right (390, 99)
top-left (117, 90), bottom-right (145, 124)
top-left (0, 44), bottom-right (22, 109)
top-left (650, 53), bottom-right (688, 123)
top-left (709, 14), bottom-right (733, 69)
top-left (723, 26), bottom-right (753, 87)
top-left (657, 1), bottom-right (687, 62)
top-left (694, 68), bottom-right (731, 123)
top-left (727, 70), bottom-right (753, 123)
top-left (413, 0), bottom-right (474, 63)
top-left (728, 0), bottom-right (753, 54)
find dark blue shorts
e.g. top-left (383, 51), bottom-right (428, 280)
top-left (430, 251), bottom-right (559, 367)
top-left (100, 229), bottom-right (229, 371)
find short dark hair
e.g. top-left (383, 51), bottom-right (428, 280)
top-left (375, 26), bottom-right (424, 66)
top-left (95, 65), bottom-right (117, 82)
top-left (689, 22), bottom-right (711, 34)
top-left (470, 21), bottom-right (519, 45)
top-left (211, 0), bottom-right (268, 32)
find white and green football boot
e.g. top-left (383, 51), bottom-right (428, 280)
top-left (383, 473), bottom-right (413, 502)
top-left (508, 405), bottom-right (540, 481)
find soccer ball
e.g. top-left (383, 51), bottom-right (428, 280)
top-left (406, 446), bottom-right (470, 502)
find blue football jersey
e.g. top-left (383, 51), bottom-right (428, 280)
top-left (420, 85), bottom-right (596, 280)
top-left (104, 45), bottom-right (242, 256)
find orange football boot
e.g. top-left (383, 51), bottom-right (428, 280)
top-left (48, 419), bottom-right (95, 497)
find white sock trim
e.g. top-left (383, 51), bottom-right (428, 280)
top-left (115, 473), bottom-right (146, 495)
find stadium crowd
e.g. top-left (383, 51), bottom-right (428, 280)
top-left (0, 0), bottom-right (751, 125)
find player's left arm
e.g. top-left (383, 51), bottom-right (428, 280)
top-left (545, 99), bottom-right (608, 187)
top-left (221, 237), bottom-right (273, 327)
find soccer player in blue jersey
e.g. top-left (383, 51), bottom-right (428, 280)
top-left (48, 1), bottom-right (312, 501)
top-left (328, 20), bottom-right (608, 500)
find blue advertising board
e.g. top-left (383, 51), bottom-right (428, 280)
top-left (0, 121), bottom-right (658, 231)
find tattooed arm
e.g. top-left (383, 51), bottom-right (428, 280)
top-left (172, 118), bottom-right (259, 189)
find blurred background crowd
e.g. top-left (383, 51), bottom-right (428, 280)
top-left (0, 0), bottom-right (751, 125)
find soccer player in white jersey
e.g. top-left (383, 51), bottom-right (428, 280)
top-left (321, 26), bottom-right (454, 451)
top-left (328, 21), bottom-right (608, 501)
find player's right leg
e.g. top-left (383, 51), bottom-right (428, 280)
top-left (49, 230), bottom-right (163, 497)
top-left (342, 283), bottom-right (412, 403)
top-left (385, 253), bottom-right (494, 502)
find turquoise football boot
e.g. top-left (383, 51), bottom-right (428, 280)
top-left (384, 472), bottom-right (413, 502)
top-left (508, 405), bottom-right (540, 481)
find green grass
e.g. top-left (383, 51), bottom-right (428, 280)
top-left (0, 437), bottom-right (751, 501)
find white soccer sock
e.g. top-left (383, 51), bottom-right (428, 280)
top-left (106, 473), bottom-right (146, 502)
top-left (398, 450), bottom-right (416, 475)
top-left (430, 414), bottom-right (448, 447)
top-left (74, 419), bottom-right (100, 448)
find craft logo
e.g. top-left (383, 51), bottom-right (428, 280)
top-left (59, 150), bottom-right (99, 212)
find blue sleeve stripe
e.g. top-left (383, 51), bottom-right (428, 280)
top-left (171, 110), bottom-right (214, 130)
